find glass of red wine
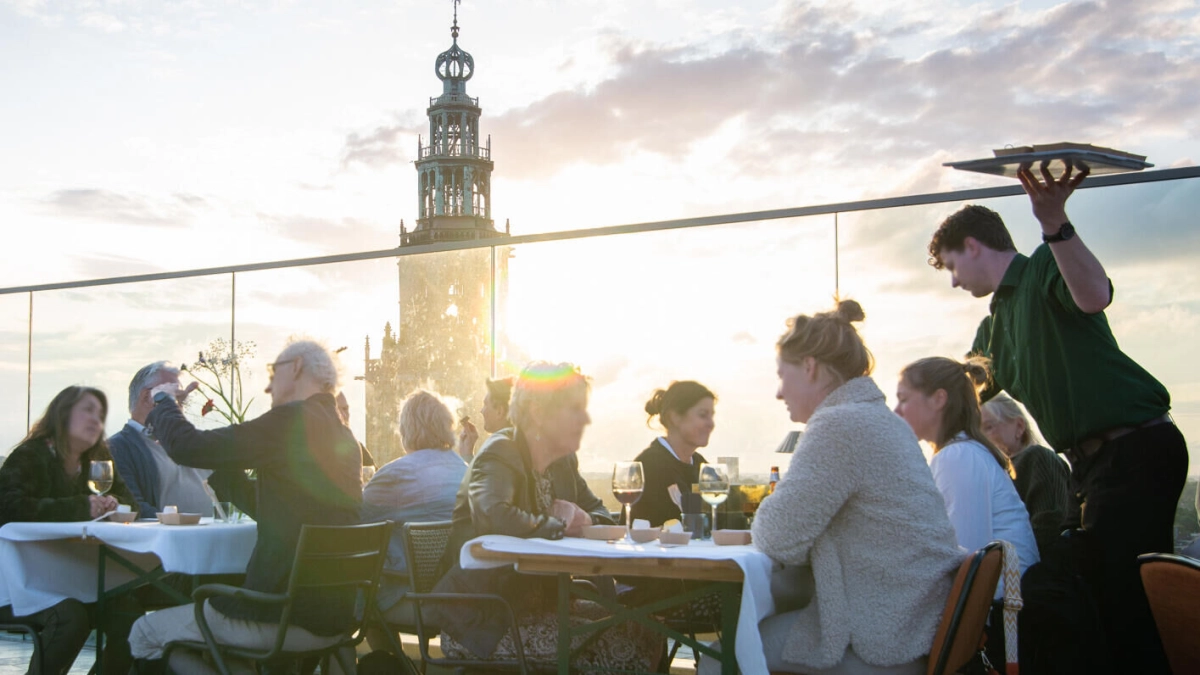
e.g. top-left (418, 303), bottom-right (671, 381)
top-left (612, 461), bottom-right (644, 542)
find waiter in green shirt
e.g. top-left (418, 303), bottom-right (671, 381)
top-left (926, 164), bottom-right (1187, 674)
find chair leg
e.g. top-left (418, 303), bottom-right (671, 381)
top-left (332, 646), bottom-right (357, 675)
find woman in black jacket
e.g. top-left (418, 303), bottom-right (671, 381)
top-left (432, 361), bottom-right (663, 672)
top-left (0, 385), bottom-right (136, 675)
top-left (629, 380), bottom-right (716, 528)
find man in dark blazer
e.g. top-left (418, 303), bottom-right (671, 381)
top-left (109, 361), bottom-right (213, 518)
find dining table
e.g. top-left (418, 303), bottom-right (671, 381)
top-left (461, 533), bottom-right (776, 675)
top-left (0, 516), bottom-right (257, 672)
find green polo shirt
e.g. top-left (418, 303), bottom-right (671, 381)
top-left (970, 245), bottom-right (1170, 450)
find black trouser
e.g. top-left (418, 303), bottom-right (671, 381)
top-left (1064, 422), bottom-right (1188, 675)
top-left (0, 599), bottom-right (91, 675)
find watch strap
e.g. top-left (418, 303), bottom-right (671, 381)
top-left (1043, 221), bottom-right (1075, 244)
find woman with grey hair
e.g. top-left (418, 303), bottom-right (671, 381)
top-left (981, 393), bottom-right (1071, 558)
top-left (430, 362), bottom-right (663, 671)
top-left (361, 390), bottom-right (467, 650)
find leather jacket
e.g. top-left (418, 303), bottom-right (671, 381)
top-left (431, 427), bottom-right (614, 657)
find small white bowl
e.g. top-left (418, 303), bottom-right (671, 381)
top-left (712, 530), bottom-right (752, 546)
top-left (581, 525), bottom-right (625, 541)
top-left (629, 528), bottom-right (660, 544)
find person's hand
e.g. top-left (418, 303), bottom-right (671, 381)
top-left (551, 499), bottom-right (591, 537)
top-left (1017, 162), bottom-right (1089, 233)
top-left (457, 418), bottom-right (479, 459)
top-left (149, 382), bottom-right (181, 405)
top-left (88, 495), bottom-right (118, 518)
top-left (176, 381), bottom-right (200, 403)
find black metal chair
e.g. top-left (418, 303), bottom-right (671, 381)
top-left (376, 520), bottom-right (528, 674)
top-left (0, 611), bottom-right (46, 675)
top-left (164, 521), bottom-right (392, 675)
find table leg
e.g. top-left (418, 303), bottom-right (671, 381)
top-left (720, 581), bottom-right (739, 675)
top-left (557, 574), bottom-right (572, 675)
top-left (93, 545), bottom-right (107, 674)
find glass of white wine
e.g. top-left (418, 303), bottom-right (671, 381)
top-left (698, 462), bottom-right (730, 539)
top-left (89, 460), bottom-right (114, 498)
top-left (612, 461), bottom-right (644, 541)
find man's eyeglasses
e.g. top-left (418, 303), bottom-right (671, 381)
top-left (267, 357), bottom-right (299, 378)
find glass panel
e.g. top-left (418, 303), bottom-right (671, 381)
top-left (27, 276), bottom-right (233, 440)
top-left (498, 216), bottom-right (837, 494)
top-left (0, 293), bottom-right (31, 452)
top-left (233, 256), bottom-right (433, 469)
top-left (838, 177), bottom-right (1200, 471)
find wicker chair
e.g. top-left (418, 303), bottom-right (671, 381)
top-left (387, 520), bottom-right (528, 674)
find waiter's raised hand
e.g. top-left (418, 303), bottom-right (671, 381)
top-left (1017, 162), bottom-right (1089, 232)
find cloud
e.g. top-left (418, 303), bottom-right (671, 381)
top-left (258, 213), bottom-right (395, 252)
top-left (329, 0), bottom-right (1197, 186)
top-left (339, 114), bottom-right (422, 169)
top-left (41, 189), bottom-right (206, 227)
top-left (69, 254), bottom-right (167, 280)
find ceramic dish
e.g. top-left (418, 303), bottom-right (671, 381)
top-left (629, 528), bottom-right (659, 544)
top-left (658, 531), bottom-right (692, 546)
top-left (712, 529), bottom-right (752, 546)
top-left (157, 512), bottom-right (203, 526)
top-left (581, 525), bottom-right (625, 541)
top-left (108, 511), bottom-right (138, 523)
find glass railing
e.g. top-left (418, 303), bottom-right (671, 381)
top-left (3, 169), bottom-right (1198, 492)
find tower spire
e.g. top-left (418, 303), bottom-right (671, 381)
top-left (451, 0), bottom-right (459, 40)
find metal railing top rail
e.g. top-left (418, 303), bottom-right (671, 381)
top-left (2, 165), bottom-right (1197, 295)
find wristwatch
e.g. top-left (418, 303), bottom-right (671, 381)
top-left (1043, 221), bottom-right (1076, 244)
top-left (152, 390), bottom-right (173, 406)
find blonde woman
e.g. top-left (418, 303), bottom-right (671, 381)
top-left (704, 301), bottom-right (962, 675)
top-left (430, 362), bottom-right (663, 672)
top-left (980, 393), bottom-right (1070, 559)
top-left (362, 390), bottom-right (467, 650)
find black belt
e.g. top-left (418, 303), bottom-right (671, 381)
top-left (1066, 413), bottom-right (1173, 463)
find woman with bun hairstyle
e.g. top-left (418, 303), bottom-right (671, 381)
top-left (629, 380), bottom-right (716, 527)
top-left (895, 357), bottom-right (1039, 577)
top-left (703, 301), bottom-right (962, 675)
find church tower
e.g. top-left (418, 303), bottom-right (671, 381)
top-left (403, 6), bottom-right (505, 245)
top-left (364, 5), bottom-right (509, 465)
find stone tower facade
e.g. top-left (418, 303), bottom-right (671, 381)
top-left (364, 9), bottom-right (510, 465)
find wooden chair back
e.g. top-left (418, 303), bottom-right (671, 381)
top-left (927, 541), bottom-right (1003, 675)
top-left (1139, 552), bottom-right (1200, 675)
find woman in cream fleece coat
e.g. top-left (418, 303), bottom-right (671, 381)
top-left (723, 301), bottom-right (962, 675)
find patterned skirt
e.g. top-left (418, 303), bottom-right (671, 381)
top-left (440, 598), bottom-right (664, 673)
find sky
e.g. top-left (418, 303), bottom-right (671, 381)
top-left (2, 0), bottom-right (1199, 476)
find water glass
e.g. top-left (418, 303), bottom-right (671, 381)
top-left (698, 463), bottom-right (730, 538)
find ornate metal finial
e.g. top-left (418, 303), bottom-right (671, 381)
top-left (435, 0), bottom-right (473, 85)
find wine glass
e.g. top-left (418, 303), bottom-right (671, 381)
top-left (698, 463), bottom-right (730, 539)
top-left (612, 461), bottom-right (644, 541)
top-left (88, 460), bottom-right (114, 498)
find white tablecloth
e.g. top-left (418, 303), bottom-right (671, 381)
top-left (0, 518), bottom-right (257, 615)
top-left (461, 535), bottom-right (775, 673)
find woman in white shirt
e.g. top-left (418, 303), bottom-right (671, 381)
top-left (894, 356), bottom-right (1039, 577)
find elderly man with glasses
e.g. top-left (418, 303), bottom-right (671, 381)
top-left (126, 339), bottom-right (363, 672)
